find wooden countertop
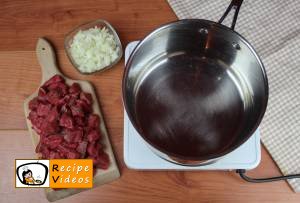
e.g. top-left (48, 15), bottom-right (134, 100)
top-left (0, 0), bottom-right (299, 202)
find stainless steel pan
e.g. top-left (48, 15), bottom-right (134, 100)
top-left (122, 0), bottom-right (268, 165)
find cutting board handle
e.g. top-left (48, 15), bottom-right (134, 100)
top-left (36, 38), bottom-right (61, 83)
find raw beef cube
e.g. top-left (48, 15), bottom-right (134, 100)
top-left (70, 103), bottom-right (84, 117)
top-left (73, 130), bottom-right (83, 143)
top-left (87, 130), bottom-right (101, 142)
top-left (44, 134), bottom-right (64, 149)
top-left (88, 114), bottom-right (100, 129)
top-left (66, 150), bottom-right (81, 159)
top-left (40, 120), bottom-right (60, 136)
top-left (57, 145), bottom-right (69, 155)
top-left (76, 99), bottom-right (92, 113)
top-left (58, 150), bottom-right (66, 158)
top-left (28, 111), bottom-right (39, 123)
top-left (49, 151), bottom-right (60, 159)
top-left (69, 96), bottom-right (78, 106)
top-left (29, 113), bottom-right (44, 134)
top-left (29, 98), bottom-right (40, 110)
top-left (64, 129), bottom-right (83, 143)
top-left (57, 95), bottom-right (70, 107)
top-left (60, 103), bottom-right (71, 115)
top-left (57, 144), bottom-right (81, 159)
top-left (88, 152), bottom-right (110, 169)
top-left (37, 103), bottom-right (52, 117)
top-left (47, 107), bottom-right (59, 122)
top-left (59, 113), bottom-right (74, 129)
top-left (43, 75), bottom-right (64, 87)
top-left (38, 87), bottom-right (47, 97)
top-left (95, 152), bottom-right (110, 169)
top-left (48, 82), bottom-right (68, 96)
top-left (63, 142), bottom-right (78, 149)
top-left (32, 125), bottom-right (42, 135)
top-left (46, 89), bottom-right (63, 105)
top-left (74, 116), bottom-right (85, 127)
top-left (76, 141), bottom-right (88, 157)
top-left (40, 146), bottom-right (50, 159)
top-left (69, 83), bottom-right (81, 94)
top-left (80, 92), bottom-right (92, 105)
top-left (87, 142), bottom-right (102, 156)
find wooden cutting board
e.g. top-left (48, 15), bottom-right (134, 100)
top-left (23, 38), bottom-right (120, 202)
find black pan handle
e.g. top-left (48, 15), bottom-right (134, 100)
top-left (218, 0), bottom-right (243, 30)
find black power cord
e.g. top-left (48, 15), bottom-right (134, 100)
top-left (236, 169), bottom-right (300, 183)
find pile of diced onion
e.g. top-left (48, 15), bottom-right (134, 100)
top-left (70, 26), bottom-right (120, 73)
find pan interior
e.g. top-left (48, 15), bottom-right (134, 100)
top-left (134, 51), bottom-right (252, 160)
